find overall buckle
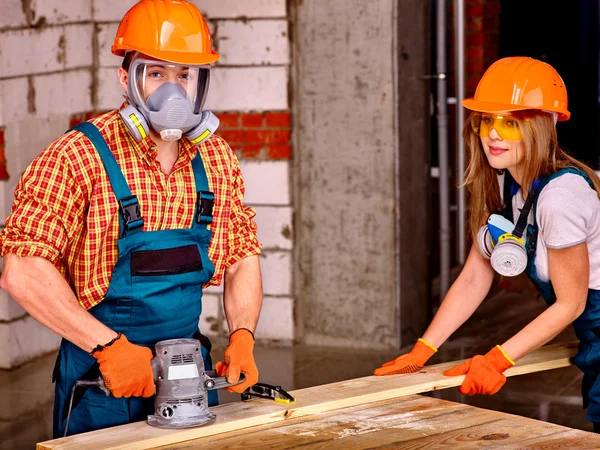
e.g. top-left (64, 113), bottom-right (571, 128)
top-left (196, 191), bottom-right (214, 224)
top-left (526, 225), bottom-right (538, 256)
top-left (119, 195), bottom-right (144, 231)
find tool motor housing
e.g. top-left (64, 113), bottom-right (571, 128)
top-left (148, 338), bottom-right (216, 428)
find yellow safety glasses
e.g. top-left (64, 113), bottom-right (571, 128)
top-left (470, 113), bottom-right (522, 141)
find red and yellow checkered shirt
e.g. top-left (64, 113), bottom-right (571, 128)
top-left (0, 110), bottom-right (261, 310)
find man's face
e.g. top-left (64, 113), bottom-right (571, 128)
top-left (118, 60), bottom-right (199, 102)
top-left (140, 64), bottom-right (198, 101)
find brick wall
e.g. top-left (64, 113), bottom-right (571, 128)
top-left (219, 111), bottom-right (292, 160)
top-left (0, 0), bottom-right (293, 369)
top-left (0, 1), bottom-right (97, 369)
top-left (465, 0), bottom-right (502, 95)
top-left (447, 0), bottom-right (501, 98)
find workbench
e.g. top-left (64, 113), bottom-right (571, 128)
top-left (37, 342), bottom-right (600, 449)
top-left (155, 394), bottom-right (600, 449)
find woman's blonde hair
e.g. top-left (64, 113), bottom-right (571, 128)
top-left (463, 110), bottom-right (600, 242)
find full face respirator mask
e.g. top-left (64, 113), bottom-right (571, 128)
top-left (119, 54), bottom-right (219, 143)
top-left (477, 189), bottom-right (536, 277)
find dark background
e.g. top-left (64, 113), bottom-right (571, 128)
top-left (499, 0), bottom-right (600, 168)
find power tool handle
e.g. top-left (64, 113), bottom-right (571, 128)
top-left (204, 370), bottom-right (246, 390)
top-left (78, 376), bottom-right (111, 397)
top-left (95, 358), bottom-right (159, 396)
top-left (151, 356), bottom-right (160, 382)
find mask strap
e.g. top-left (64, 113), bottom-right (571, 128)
top-left (512, 190), bottom-right (536, 239)
top-left (500, 171), bottom-right (515, 222)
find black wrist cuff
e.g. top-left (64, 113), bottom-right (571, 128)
top-left (230, 328), bottom-right (255, 341)
top-left (90, 332), bottom-right (122, 356)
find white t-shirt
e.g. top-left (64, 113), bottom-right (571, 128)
top-left (499, 173), bottom-right (600, 289)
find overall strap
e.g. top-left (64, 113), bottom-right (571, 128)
top-left (71, 122), bottom-right (144, 236)
top-left (191, 150), bottom-right (214, 230)
top-left (532, 167), bottom-right (594, 228)
top-left (527, 167), bottom-right (594, 257)
top-left (499, 170), bottom-right (536, 239)
top-left (500, 171), bottom-right (515, 222)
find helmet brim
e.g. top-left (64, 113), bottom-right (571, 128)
top-left (113, 45), bottom-right (220, 66)
top-left (462, 98), bottom-right (570, 122)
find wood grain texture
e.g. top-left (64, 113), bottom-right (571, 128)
top-left (37, 341), bottom-right (579, 450)
top-left (156, 396), bottom-right (480, 449)
top-left (159, 396), bottom-right (599, 449)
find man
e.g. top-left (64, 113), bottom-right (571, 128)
top-left (0, 0), bottom-right (262, 437)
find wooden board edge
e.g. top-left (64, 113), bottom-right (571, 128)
top-left (37, 341), bottom-right (578, 450)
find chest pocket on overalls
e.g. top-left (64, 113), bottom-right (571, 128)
top-left (130, 245), bottom-right (202, 276)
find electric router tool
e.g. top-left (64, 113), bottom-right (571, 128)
top-left (64, 338), bottom-right (246, 435)
top-left (64, 337), bottom-right (296, 436)
top-left (147, 338), bottom-right (246, 428)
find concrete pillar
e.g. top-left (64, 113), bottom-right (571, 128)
top-left (292, 0), bottom-right (400, 349)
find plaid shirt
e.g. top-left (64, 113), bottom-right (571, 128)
top-left (0, 110), bottom-right (261, 310)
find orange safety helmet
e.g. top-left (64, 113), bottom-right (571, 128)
top-left (112, 0), bottom-right (219, 65)
top-left (462, 57), bottom-right (570, 121)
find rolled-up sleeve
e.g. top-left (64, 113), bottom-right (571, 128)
top-left (225, 155), bottom-right (262, 267)
top-left (0, 142), bottom-right (85, 270)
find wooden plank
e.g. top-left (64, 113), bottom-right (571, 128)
top-left (157, 396), bottom-right (478, 449)
top-left (490, 429), bottom-right (600, 450)
top-left (164, 398), bottom-right (504, 449)
top-left (159, 396), bottom-right (600, 449)
top-left (396, 417), bottom-right (581, 449)
top-left (37, 341), bottom-right (579, 450)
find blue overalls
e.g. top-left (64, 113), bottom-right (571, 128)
top-left (52, 123), bottom-right (218, 437)
top-left (505, 168), bottom-right (600, 423)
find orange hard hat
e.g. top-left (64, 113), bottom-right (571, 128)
top-left (112, 0), bottom-right (219, 65)
top-left (462, 57), bottom-right (570, 121)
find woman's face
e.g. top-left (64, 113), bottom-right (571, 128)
top-left (477, 113), bottom-right (525, 173)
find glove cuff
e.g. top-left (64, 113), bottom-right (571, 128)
top-left (417, 337), bottom-right (438, 353)
top-left (91, 333), bottom-right (124, 357)
top-left (411, 338), bottom-right (437, 365)
top-left (486, 345), bottom-right (515, 373)
top-left (229, 328), bottom-right (255, 346)
top-left (92, 334), bottom-right (134, 361)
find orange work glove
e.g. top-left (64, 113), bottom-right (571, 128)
top-left (92, 334), bottom-right (155, 398)
top-left (215, 328), bottom-right (259, 393)
top-left (443, 345), bottom-right (515, 395)
top-left (374, 338), bottom-right (437, 376)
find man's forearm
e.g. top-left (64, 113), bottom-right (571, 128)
top-left (0, 253), bottom-right (118, 352)
top-left (223, 255), bottom-right (263, 333)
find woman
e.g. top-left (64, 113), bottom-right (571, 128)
top-left (374, 56), bottom-right (600, 431)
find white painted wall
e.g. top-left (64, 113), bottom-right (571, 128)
top-left (0, 0), bottom-right (292, 368)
